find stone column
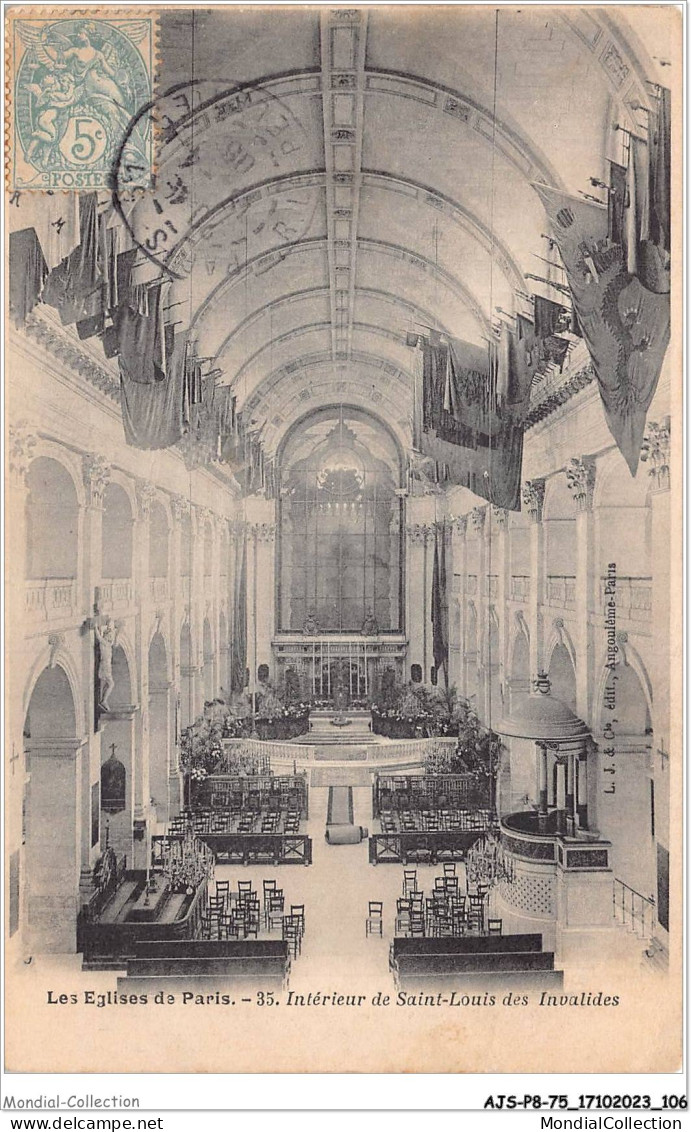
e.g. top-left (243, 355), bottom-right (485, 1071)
top-left (450, 515), bottom-right (467, 695)
top-left (566, 749), bottom-right (576, 835)
top-left (577, 751), bottom-right (589, 829)
top-left (522, 479), bottom-right (546, 680)
top-left (537, 742), bottom-right (549, 830)
top-left (25, 737), bottom-right (86, 954)
top-left (405, 495), bottom-right (436, 682)
top-left (469, 506), bottom-right (488, 721)
top-left (641, 418), bottom-right (671, 944)
top-left (81, 454), bottom-right (111, 885)
top-left (566, 456), bottom-right (597, 723)
top-left (191, 506), bottom-right (206, 720)
top-left (490, 505), bottom-right (508, 725)
top-left (7, 424), bottom-right (38, 947)
top-left (168, 495), bottom-right (186, 801)
top-left (555, 757), bottom-right (567, 835)
top-left (244, 495), bottom-right (276, 689)
top-left (133, 479), bottom-right (156, 853)
top-left (148, 675), bottom-right (173, 823)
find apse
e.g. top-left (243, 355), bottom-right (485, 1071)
top-left (277, 406), bottom-right (404, 634)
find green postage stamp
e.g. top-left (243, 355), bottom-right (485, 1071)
top-left (7, 9), bottom-right (157, 190)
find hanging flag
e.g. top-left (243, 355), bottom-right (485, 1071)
top-left (41, 193), bottom-right (102, 325)
top-left (230, 530), bottom-right (248, 692)
top-left (114, 283), bottom-right (167, 384)
top-left (431, 522), bottom-right (448, 684)
top-left (533, 294), bottom-right (565, 339)
top-left (533, 182), bottom-right (670, 475)
top-left (649, 87), bottom-right (671, 253)
top-left (119, 330), bottom-right (188, 449)
top-left (8, 228), bottom-right (47, 327)
top-left (415, 333), bottom-right (534, 510)
top-left (608, 161), bottom-right (628, 247)
top-left (8, 190), bottom-right (79, 270)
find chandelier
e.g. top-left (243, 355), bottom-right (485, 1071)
top-left (160, 831), bottom-right (215, 894)
top-left (466, 831), bottom-right (515, 888)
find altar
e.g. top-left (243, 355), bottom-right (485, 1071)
top-left (79, 870), bottom-right (208, 968)
top-left (273, 633), bottom-right (407, 704)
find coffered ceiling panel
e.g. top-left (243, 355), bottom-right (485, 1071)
top-left (143, 6), bottom-right (664, 448)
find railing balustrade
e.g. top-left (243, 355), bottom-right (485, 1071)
top-left (546, 575), bottom-right (576, 607)
top-left (601, 576), bottom-right (652, 623)
top-left (510, 575), bottom-right (530, 601)
top-left (149, 577), bottom-right (169, 602)
top-left (25, 578), bottom-right (78, 619)
top-left (613, 878), bottom-right (656, 938)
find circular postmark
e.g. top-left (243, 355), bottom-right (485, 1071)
top-left (14, 16), bottom-right (152, 188)
top-left (111, 78), bottom-right (320, 286)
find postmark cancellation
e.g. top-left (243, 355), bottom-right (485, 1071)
top-left (6, 9), bottom-right (157, 190)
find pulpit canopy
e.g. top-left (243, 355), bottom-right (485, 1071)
top-left (498, 691), bottom-right (590, 742)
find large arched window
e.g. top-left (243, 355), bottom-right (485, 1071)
top-left (278, 408), bottom-right (404, 633)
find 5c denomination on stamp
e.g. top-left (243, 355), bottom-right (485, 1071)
top-left (7, 9), bottom-right (157, 190)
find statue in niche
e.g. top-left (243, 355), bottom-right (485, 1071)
top-left (101, 744), bottom-right (126, 815)
top-left (95, 616), bottom-right (119, 712)
top-left (361, 607), bottom-right (379, 636)
top-left (303, 608), bottom-right (320, 635)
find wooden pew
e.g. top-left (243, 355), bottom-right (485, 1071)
top-left (395, 950), bottom-right (556, 975)
top-left (391, 934), bottom-right (544, 959)
top-left (121, 939), bottom-right (290, 989)
top-left (397, 969), bottom-right (565, 990)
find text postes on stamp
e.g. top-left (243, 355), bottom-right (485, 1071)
top-left (8, 10), bottom-right (156, 191)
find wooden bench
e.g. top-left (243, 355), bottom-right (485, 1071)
top-left (397, 969), bottom-right (565, 990)
top-left (391, 934), bottom-right (544, 960)
top-left (395, 950), bottom-right (556, 975)
top-left (122, 939), bottom-right (290, 987)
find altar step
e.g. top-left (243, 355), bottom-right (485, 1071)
top-left (303, 710), bottom-right (377, 745)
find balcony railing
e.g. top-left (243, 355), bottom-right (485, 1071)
top-left (149, 577), bottom-right (169, 603)
top-left (25, 578), bottom-right (78, 620)
top-left (466, 575), bottom-right (477, 596)
top-left (181, 576), bottom-right (191, 602)
top-left (486, 574), bottom-right (498, 598)
top-left (97, 578), bottom-right (134, 608)
top-left (510, 575), bottom-right (530, 601)
top-left (602, 576), bottom-right (652, 623)
top-left (546, 575), bottom-right (576, 607)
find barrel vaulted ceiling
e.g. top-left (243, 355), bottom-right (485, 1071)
top-left (153, 6), bottom-right (671, 457)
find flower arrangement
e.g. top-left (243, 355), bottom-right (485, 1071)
top-left (422, 700), bottom-right (501, 808)
top-left (370, 682), bottom-right (460, 738)
top-left (219, 683), bottom-right (310, 740)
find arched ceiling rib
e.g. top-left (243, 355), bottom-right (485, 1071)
top-left (148, 7), bottom-right (667, 452)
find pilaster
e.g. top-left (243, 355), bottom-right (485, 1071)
top-left (522, 478), bottom-right (546, 681)
top-left (565, 456), bottom-right (597, 723)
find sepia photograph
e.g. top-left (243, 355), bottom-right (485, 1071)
top-left (3, 1), bottom-right (683, 1078)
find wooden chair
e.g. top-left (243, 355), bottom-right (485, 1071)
top-left (395, 898), bottom-right (411, 934)
top-left (266, 893), bottom-right (285, 931)
top-left (408, 912), bottom-right (425, 938)
top-left (238, 880), bottom-right (254, 900)
top-left (443, 862), bottom-right (457, 877)
top-left (403, 869), bottom-right (418, 896)
top-left (365, 901), bottom-right (384, 937)
top-left (283, 915), bottom-right (301, 957)
top-left (290, 904), bottom-right (305, 939)
top-left (487, 918), bottom-right (503, 936)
